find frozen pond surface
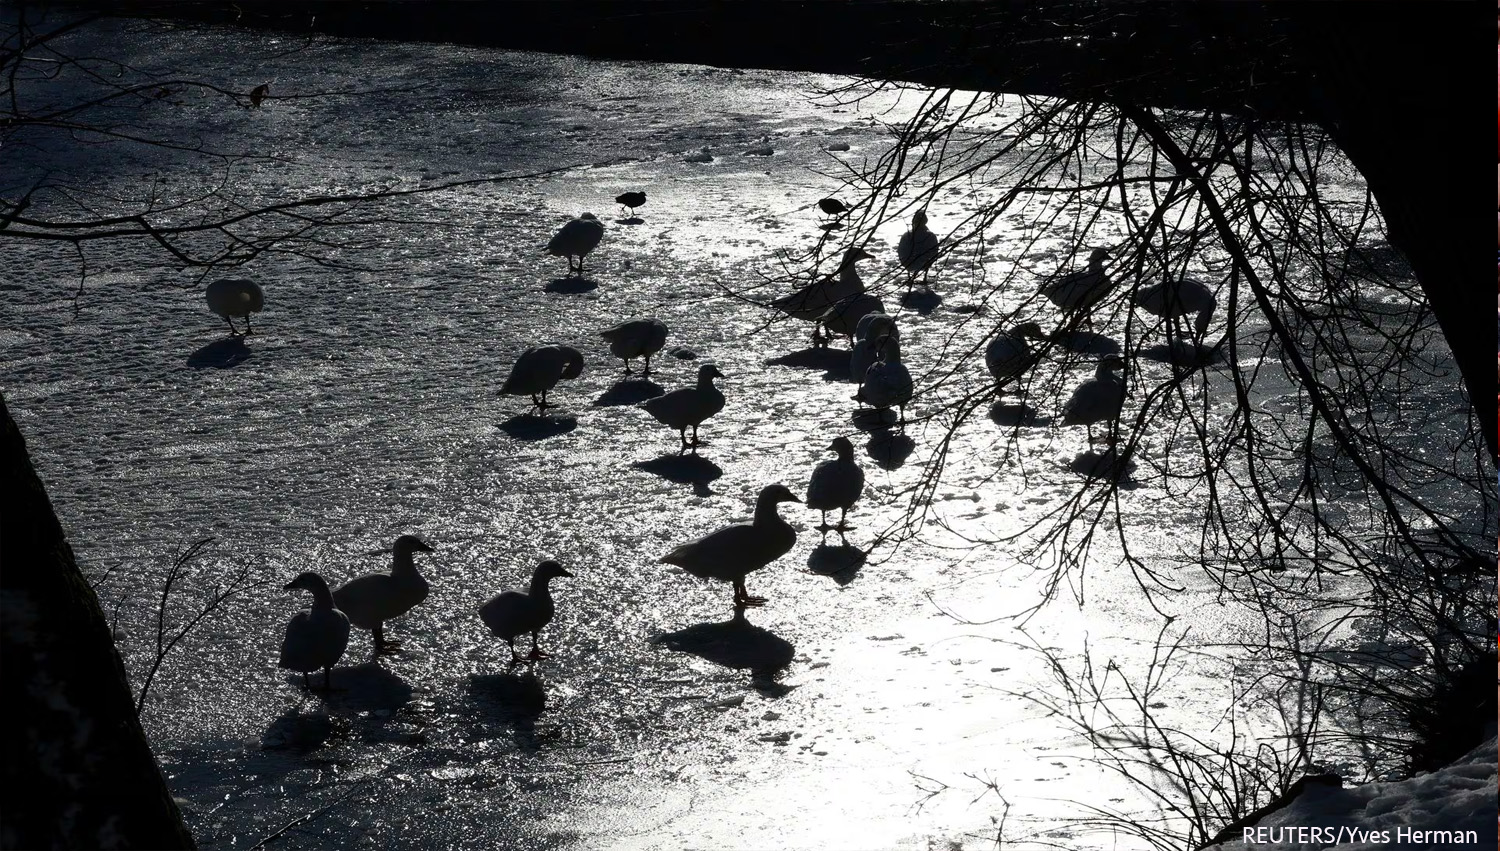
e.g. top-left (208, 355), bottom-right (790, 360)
top-left (1, 17), bottom-right (1473, 851)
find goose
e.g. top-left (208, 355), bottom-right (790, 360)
top-left (249, 83), bottom-right (269, 108)
top-left (769, 246), bottom-right (874, 346)
top-left (817, 198), bottom-right (849, 222)
top-left (985, 322), bottom-right (1048, 389)
top-left (502, 344), bottom-right (585, 412)
top-left (897, 209), bottom-right (940, 287)
top-left (850, 319), bottom-right (899, 382)
top-left (204, 278), bottom-right (264, 336)
top-left (1133, 277), bottom-right (1217, 346)
top-left (641, 363), bottom-right (725, 450)
top-left (545, 212), bottom-right (605, 276)
top-left (659, 483), bottom-right (800, 607)
top-left (600, 318), bottom-right (669, 376)
top-left (278, 571), bottom-right (350, 690)
top-left (479, 560), bottom-right (574, 663)
top-left (1061, 355), bottom-right (1127, 446)
top-left (858, 334), bottom-right (913, 426)
top-left (806, 436), bottom-right (864, 532)
top-left (332, 535), bottom-right (434, 656)
top-left (1040, 247), bottom-right (1114, 325)
top-left (615, 191), bottom-right (646, 218)
top-left (819, 292), bottom-right (885, 343)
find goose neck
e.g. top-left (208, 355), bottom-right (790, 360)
top-left (528, 573), bottom-right (556, 599)
top-left (392, 550), bottom-right (424, 579)
top-left (754, 495), bottom-right (789, 529)
top-left (308, 580), bottom-right (336, 610)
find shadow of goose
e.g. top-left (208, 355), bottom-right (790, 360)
top-left (187, 336), bottom-right (251, 368)
top-left (866, 430), bottom-right (916, 470)
top-left (1068, 448), bottom-right (1139, 484)
top-left (614, 216), bottom-right (645, 226)
top-left (544, 277), bottom-right (599, 294)
top-left (499, 413), bottom-right (578, 440)
top-left (1052, 330), bottom-right (1121, 356)
top-left (899, 287), bottom-right (942, 314)
top-left (850, 406), bottom-right (898, 431)
top-left (766, 347), bottom-right (851, 380)
top-left (1140, 341), bottom-right (1221, 368)
top-left (260, 707), bottom-right (349, 752)
top-left (318, 662), bottom-right (413, 713)
top-left (989, 401), bottom-right (1050, 428)
top-left (468, 671), bottom-right (545, 725)
top-left (633, 453), bottom-right (723, 497)
top-left (593, 378), bottom-right (664, 407)
top-left (807, 543), bottom-right (865, 586)
top-left (653, 606), bottom-right (795, 685)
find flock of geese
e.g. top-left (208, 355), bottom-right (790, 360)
top-left (216, 194), bottom-right (1219, 690)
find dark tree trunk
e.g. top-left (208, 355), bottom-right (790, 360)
top-left (0, 393), bottom-right (194, 850)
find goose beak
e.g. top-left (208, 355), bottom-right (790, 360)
top-left (559, 567), bottom-right (575, 578)
top-left (282, 580), bottom-right (299, 592)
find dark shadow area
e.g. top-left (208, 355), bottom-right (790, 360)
top-left (899, 287), bottom-right (942, 314)
top-left (1067, 448), bottom-right (1139, 485)
top-left (865, 430), bottom-right (916, 470)
top-left (499, 413), bottom-right (578, 440)
top-left (260, 707), bottom-right (349, 752)
top-left (1052, 330), bottom-right (1121, 356)
top-left (614, 216), bottom-right (645, 225)
top-left (319, 662), bottom-right (414, 713)
top-left (652, 606), bottom-right (795, 685)
top-left (544, 277), bottom-right (600, 294)
top-left (467, 671), bottom-right (546, 740)
top-left (766, 347), bottom-right (851, 380)
top-left (989, 401), bottom-right (1050, 428)
top-left (633, 452), bottom-right (723, 497)
top-left (807, 543), bottom-right (865, 586)
top-left (850, 406), bottom-right (898, 432)
top-left (667, 346), bottom-right (698, 361)
top-left (187, 336), bottom-right (251, 369)
top-left (1140, 340), bottom-right (1222, 367)
top-left (818, 221), bottom-right (844, 232)
top-left (593, 378), bottom-right (664, 407)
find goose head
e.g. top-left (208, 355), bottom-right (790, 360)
top-left (1009, 321), bottom-right (1047, 340)
top-left (533, 560), bottom-right (574, 581)
top-left (828, 436), bottom-right (855, 460)
top-left (759, 483), bottom-right (802, 505)
top-left (1087, 247), bottom-right (1111, 268)
top-left (1096, 355), bottom-right (1127, 378)
top-left (911, 209), bottom-right (929, 229)
top-left (842, 246), bottom-right (875, 265)
top-left (697, 364), bottom-right (725, 384)
top-left (394, 535), bottom-right (434, 557)
top-left (283, 571), bottom-right (329, 594)
top-left (578, 212), bottom-right (599, 222)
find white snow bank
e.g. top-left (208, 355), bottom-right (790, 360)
top-left (1204, 736), bottom-right (1496, 850)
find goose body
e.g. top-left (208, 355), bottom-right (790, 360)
top-left (897, 210), bottom-right (940, 284)
top-left (1061, 355), bottom-right (1127, 445)
top-left (600, 318), bottom-right (669, 375)
top-left (546, 213), bottom-right (605, 275)
top-left (1133, 278), bottom-right (1217, 342)
top-left (479, 560), bottom-right (573, 662)
top-left (641, 363), bottom-right (725, 449)
top-left (817, 198), bottom-right (848, 219)
top-left (985, 322), bottom-right (1047, 386)
top-left (659, 484), bottom-right (801, 606)
top-left (332, 535), bottom-right (434, 656)
top-left (615, 191), bottom-right (646, 217)
top-left (1040, 247), bottom-right (1113, 314)
top-left (278, 571), bottom-right (350, 690)
top-left (858, 334), bottom-right (913, 424)
top-left (204, 278), bottom-right (264, 336)
top-left (819, 292), bottom-right (885, 341)
top-left (849, 314), bottom-right (898, 383)
top-left (806, 436), bottom-right (864, 531)
top-left (502, 344), bottom-right (585, 412)
top-left (770, 246), bottom-right (874, 323)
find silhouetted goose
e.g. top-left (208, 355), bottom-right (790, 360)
top-left (770, 246), bottom-right (874, 346)
top-left (332, 535), bottom-right (434, 656)
top-left (659, 484), bottom-right (800, 607)
top-left (855, 312), bottom-right (897, 343)
top-left (985, 322), bottom-right (1048, 388)
top-left (850, 320), bottom-right (898, 382)
top-left (806, 436), bottom-right (864, 532)
top-left (819, 292), bottom-right (885, 343)
top-left (502, 344), bottom-right (585, 412)
top-left (1133, 277), bottom-right (1217, 345)
top-left (858, 334), bottom-right (913, 426)
top-left (1061, 355), bottom-right (1127, 446)
top-left (278, 571), bottom-right (350, 690)
top-left (479, 560), bottom-right (573, 663)
top-left (600, 318), bottom-right (669, 375)
top-left (1040, 247), bottom-right (1113, 321)
top-left (249, 83), bottom-right (269, 108)
top-left (642, 363), bottom-right (725, 450)
top-left (205, 278), bottom-right (264, 336)
top-left (615, 191), bottom-right (646, 218)
top-left (818, 198), bottom-right (849, 222)
top-left (546, 212), bottom-right (605, 276)
top-left (897, 209), bottom-right (940, 287)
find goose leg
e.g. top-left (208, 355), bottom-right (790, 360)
top-left (838, 507), bottom-right (851, 530)
top-left (244, 314), bottom-right (253, 337)
top-left (528, 631), bottom-right (550, 660)
top-left (689, 424), bottom-right (700, 449)
top-left (622, 357), bottom-right (633, 375)
top-left (733, 579), bottom-right (767, 607)
top-left (324, 666), bottom-right (333, 690)
top-left (302, 671), bottom-right (310, 690)
top-left (374, 622), bottom-right (401, 655)
top-left (641, 354), bottom-right (652, 377)
top-left (222, 315), bottom-right (239, 337)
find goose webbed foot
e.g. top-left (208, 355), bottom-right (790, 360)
top-left (527, 648), bottom-right (551, 660)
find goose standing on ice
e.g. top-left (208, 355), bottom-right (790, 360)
top-left (1040, 247), bottom-right (1113, 326)
top-left (897, 209), bottom-right (940, 288)
top-left (615, 191), bottom-right (646, 218)
top-left (600, 318), bottom-right (669, 376)
top-left (858, 334), bottom-right (914, 427)
top-left (770, 246), bottom-right (874, 347)
top-left (806, 436), bottom-right (864, 532)
top-left (278, 571), bottom-right (350, 690)
top-left (502, 344), bottom-right (585, 412)
top-left (985, 321), bottom-right (1048, 391)
top-left (205, 278), bottom-right (264, 337)
top-left (546, 212), bottom-right (605, 276)
top-left (659, 484), bottom-right (801, 607)
top-left (479, 560), bottom-right (573, 663)
top-left (817, 197), bottom-right (849, 224)
top-left (819, 292), bottom-right (885, 344)
top-left (1061, 355), bottom-right (1127, 447)
top-left (332, 535), bottom-right (435, 656)
top-left (641, 363), bottom-right (725, 451)
top-left (850, 313), bottom-right (898, 381)
top-left (1133, 277), bottom-right (1217, 347)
